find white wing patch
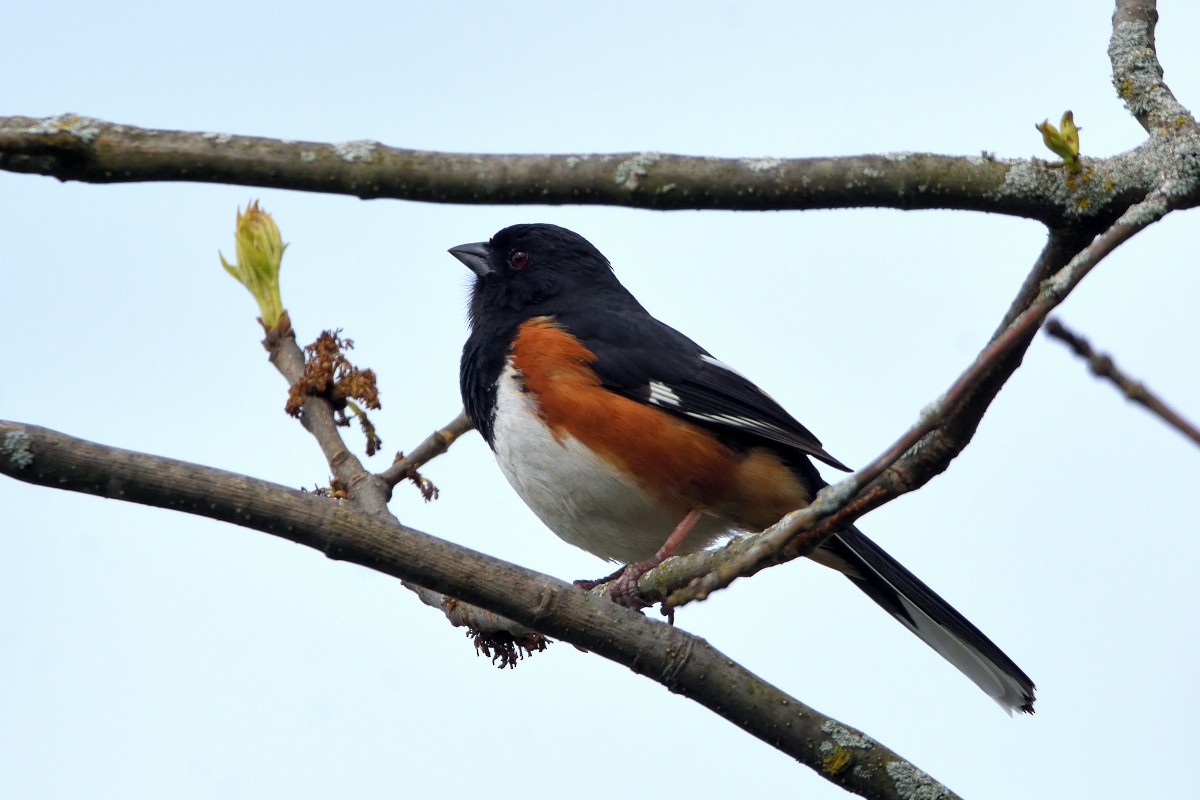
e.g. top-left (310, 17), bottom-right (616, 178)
top-left (683, 411), bottom-right (781, 438)
top-left (648, 380), bottom-right (682, 407)
top-left (699, 353), bottom-right (752, 380)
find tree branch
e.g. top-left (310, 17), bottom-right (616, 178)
top-left (0, 419), bottom-right (960, 800)
top-left (0, 113), bottom-right (1164, 226)
top-left (659, 189), bottom-right (1173, 607)
top-left (257, 315), bottom-right (541, 643)
top-left (1045, 318), bottom-right (1200, 448)
top-left (261, 313), bottom-right (392, 515)
top-left (380, 409), bottom-right (475, 490)
top-left (1110, 0), bottom-right (1196, 134)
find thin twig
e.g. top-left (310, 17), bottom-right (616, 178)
top-left (380, 410), bottom-right (475, 489)
top-left (1046, 318), bottom-right (1200, 448)
top-left (261, 312), bottom-right (391, 516)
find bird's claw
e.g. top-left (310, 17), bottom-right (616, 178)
top-left (574, 559), bottom-right (661, 610)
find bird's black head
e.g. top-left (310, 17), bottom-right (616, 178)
top-left (449, 224), bottom-right (626, 325)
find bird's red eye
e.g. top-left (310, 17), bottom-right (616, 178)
top-left (508, 251), bottom-right (530, 270)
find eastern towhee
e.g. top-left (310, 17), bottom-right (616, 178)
top-left (451, 223), bottom-right (1035, 713)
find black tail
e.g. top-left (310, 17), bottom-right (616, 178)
top-left (816, 526), bottom-right (1036, 714)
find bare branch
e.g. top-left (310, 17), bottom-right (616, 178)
top-left (0, 419), bottom-right (960, 800)
top-left (259, 313), bottom-right (391, 515)
top-left (0, 113), bottom-right (1159, 226)
top-left (381, 409), bottom-right (475, 490)
top-left (1046, 318), bottom-right (1200, 448)
top-left (257, 315), bottom-right (542, 643)
top-left (1110, 0), bottom-right (1196, 134)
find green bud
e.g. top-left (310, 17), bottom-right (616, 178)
top-left (219, 200), bottom-right (286, 327)
top-left (1035, 111), bottom-right (1082, 173)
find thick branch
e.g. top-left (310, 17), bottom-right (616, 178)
top-left (1110, 0), bottom-right (1196, 134)
top-left (0, 420), bottom-right (959, 800)
top-left (0, 113), bottom-right (1160, 226)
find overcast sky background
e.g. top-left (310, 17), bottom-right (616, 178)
top-left (3, 2), bottom-right (1198, 798)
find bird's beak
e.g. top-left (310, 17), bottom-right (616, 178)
top-left (448, 242), bottom-right (493, 277)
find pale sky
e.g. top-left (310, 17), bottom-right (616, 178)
top-left (3, 2), bottom-right (1198, 799)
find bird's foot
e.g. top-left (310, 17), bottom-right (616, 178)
top-left (574, 558), bottom-right (663, 610)
top-left (574, 510), bottom-right (700, 611)
top-left (607, 558), bottom-right (661, 608)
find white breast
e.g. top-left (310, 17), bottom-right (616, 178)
top-left (490, 361), bottom-right (731, 564)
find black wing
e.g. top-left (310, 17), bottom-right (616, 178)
top-left (560, 308), bottom-right (850, 471)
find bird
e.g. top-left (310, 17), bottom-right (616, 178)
top-left (450, 222), bottom-right (1035, 714)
